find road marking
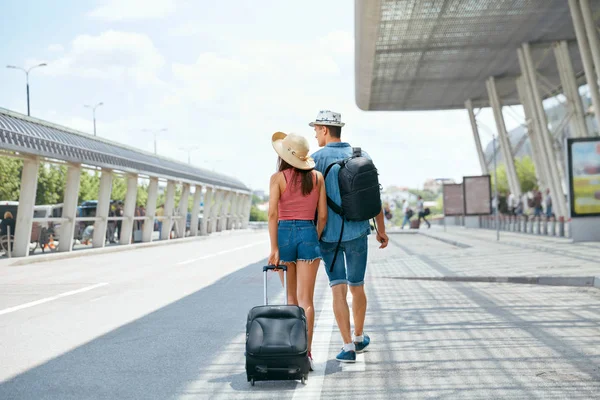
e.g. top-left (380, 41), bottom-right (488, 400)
top-left (292, 286), bottom-right (335, 399)
top-left (0, 283), bottom-right (109, 316)
top-left (176, 240), bottom-right (268, 265)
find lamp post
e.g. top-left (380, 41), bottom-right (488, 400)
top-left (6, 63), bottom-right (47, 116)
top-left (180, 146), bottom-right (199, 164)
top-left (143, 128), bottom-right (168, 155)
top-left (84, 102), bottom-right (103, 136)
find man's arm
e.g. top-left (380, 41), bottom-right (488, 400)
top-left (374, 208), bottom-right (388, 249)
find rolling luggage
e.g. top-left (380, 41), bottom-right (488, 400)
top-left (410, 219), bottom-right (420, 229)
top-left (245, 265), bottom-right (309, 386)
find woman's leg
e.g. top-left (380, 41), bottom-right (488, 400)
top-left (278, 262), bottom-right (298, 305)
top-left (296, 258), bottom-right (320, 352)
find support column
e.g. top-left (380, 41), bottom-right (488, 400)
top-left (93, 169), bottom-right (113, 248)
top-left (161, 180), bottom-right (176, 240)
top-left (554, 41), bottom-right (589, 138)
top-left (486, 77), bottom-right (521, 196)
top-left (465, 99), bottom-right (489, 175)
top-left (58, 164), bottom-right (82, 252)
top-left (210, 190), bottom-right (224, 233)
top-left (200, 187), bottom-right (213, 235)
top-left (236, 192), bottom-right (245, 229)
top-left (176, 183), bottom-right (190, 238)
top-left (569, 0), bottom-right (600, 132)
top-left (13, 157), bottom-right (39, 257)
top-left (520, 44), bottom-right (568, 217)
top-left (241, 194), bottom-right (251, 229)
top-left (142, 177), bottom-right (158, 242)
top-left (217, 191), bottom-right (231, 232)
top-left (119, 174), bottom-right (138, 245)
top-left (227, 193), bottom-right (238, 230)
top-left (516, 77), bottom-right (546, 188)
top-left (190, 185), bottom-right (202, 236)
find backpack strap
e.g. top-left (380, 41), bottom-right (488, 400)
top-left (323, 161), bottom-right (344, 216)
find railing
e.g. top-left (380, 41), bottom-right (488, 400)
top-left (479, 215), bottom-right (571, 238)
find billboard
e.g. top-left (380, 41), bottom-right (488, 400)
top-left (463, 175), bottom-right (492, 215)
top-left (567, 137), bottom-right (600, 217)
top-left (442, 183), bottom-right (464, 216)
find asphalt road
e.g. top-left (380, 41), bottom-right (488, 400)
top-left (1, 229), bottom-right (600, 399)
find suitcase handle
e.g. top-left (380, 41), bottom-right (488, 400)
top-left (264, 264), bottom-right (287, 306)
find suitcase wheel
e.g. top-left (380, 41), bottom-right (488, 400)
top-left (251, 378), bottom-right (255, 386)
top-left (301, 375), bottom-right (306, 385)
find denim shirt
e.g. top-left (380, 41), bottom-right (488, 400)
top-left (311, 142), bottom-right (372, 243)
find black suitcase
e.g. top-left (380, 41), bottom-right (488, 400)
top-left (245, 265), bottom-right (310, 386)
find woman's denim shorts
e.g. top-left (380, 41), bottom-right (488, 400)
top-left (278, 220), bottom-right (322, 264)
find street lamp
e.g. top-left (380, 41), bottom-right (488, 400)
top-left (84, 102), bottom-right (103, 136)
top-left (6, 63), bottom-right (47, 116)
top-left (179, 146), bottom-right (199, 164)
top-left (142, 128), bottom-right (168, 155)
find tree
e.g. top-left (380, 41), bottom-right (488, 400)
top-left (491, 156), bottom-right (538, 194)
top-left (0, 157), bottom-right (23, 201)
top-left (78, 170), bottom-right (101, 204)
top-left (36, 164), bottom-right (66, 205)
top-left (250, 205), bottom-right (268, 221)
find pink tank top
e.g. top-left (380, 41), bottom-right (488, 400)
top-left (279, 169), bottom-right (319, 221)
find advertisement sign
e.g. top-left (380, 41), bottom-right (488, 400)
top-left (567, 137), bottom-right (600, 217)
top-left (463, 175), bottom-right (492, 215)
top-left (442, 183), bottom-right (464, 216)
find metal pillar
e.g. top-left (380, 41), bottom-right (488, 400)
top-left (465, 99), bottom-right (489, 175)
top-left (486, 77), bottom-right (521, 196)
top-left (217, 191), bottom-right (231, 232)
top-left (227, 193), bottom-right (238, 230)
top-left (93, 169), bottom-right (113, 248)
top-left (13, 157), bottom-right (39, 257)
top-left (209, 190), bottom-right (223, 233)
top-left (119, 174), bottom-right (138, 245)
top-left (177, 183), bottom-right (190, 238)
top-left (241, 194), bottom-right (251, 229)
top-left (200, 187), bottom-right (213, 235)
top-left (515, 77), bottom-right (547, 188)
top-left (554, 41), bottom-right (589, 138)
top-left (142, 177), bottom-right (159, 243)
top-left (520, 44), bottom-right (568, 218)
top-left (569, 0), bottom-right (600, 132)
top-left (190, 185), bottom-right (202, 236)
top-left (161, 180), bottom-right (176, 240)
top-left (58, 164), bottom-right (82, 252)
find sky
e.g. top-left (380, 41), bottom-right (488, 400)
top-left (0, 0), bottom-right (521, 193)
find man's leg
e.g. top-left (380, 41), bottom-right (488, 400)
top-left (345, 235), bottom-right (369, 345)
top-left (332, 283), bottom-right (352, 344)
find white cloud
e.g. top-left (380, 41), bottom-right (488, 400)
top-left (88, 0), bottom-right (176, 21)
top-left (34, 31), bottom-right (165, 85)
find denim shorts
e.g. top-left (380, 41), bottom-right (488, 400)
top-left (278, 220), bottom-right (322, 264)
top-left (320, 233), bottom-right (368, 287)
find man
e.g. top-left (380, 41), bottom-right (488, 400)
top-left (401, 199), bottom-right (411, 229)
top-left (416, 196), bottom-right (430, 228)
top-left (310, 110), bottom-right (389, 363)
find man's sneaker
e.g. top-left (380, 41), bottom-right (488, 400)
top-left (354, 334), bottom-right (371, 353)
top-left (336, 348), bottom-right (356, 363)
top-left (308, 351), bottom-right (314, 371)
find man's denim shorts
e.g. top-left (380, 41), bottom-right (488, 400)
top-left (320, 233), bottom-right (368, 287)
top-left (278, 220), bottom-right (322, 264)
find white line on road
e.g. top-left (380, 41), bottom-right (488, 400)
top-left (292, 285), bottom-right (335, 400)
top-left (0, 282), bottom-right (109, 316)
top-left (176, 240), bottom-right (268, 265)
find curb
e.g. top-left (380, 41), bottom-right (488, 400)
top-left (5, 229), bottom-right (259, 267)
top-left (384, 275), bottom-right (600, 288)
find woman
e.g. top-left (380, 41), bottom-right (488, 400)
top-left (267, 131), bottom-right (327, 371)
top-left (1, 211), bottom-right (16, 237)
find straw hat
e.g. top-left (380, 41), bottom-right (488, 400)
top-left (271, 132), bottom-right (315, 170)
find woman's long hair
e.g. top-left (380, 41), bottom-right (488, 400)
top-left (278, 157), bottom-right (314, 196)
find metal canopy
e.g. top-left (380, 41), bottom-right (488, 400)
top-left (0, 108), bottom-right (249, 192)
top-left (355, 0), bottom-right (597, 111)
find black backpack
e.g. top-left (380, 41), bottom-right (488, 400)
top-left (323, 147), bottom-right (382, 271)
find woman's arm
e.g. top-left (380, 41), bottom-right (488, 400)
top-left (267, 173), bottom-right (281, 266)
top-left (316, 171), bottom-right (328, 240)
